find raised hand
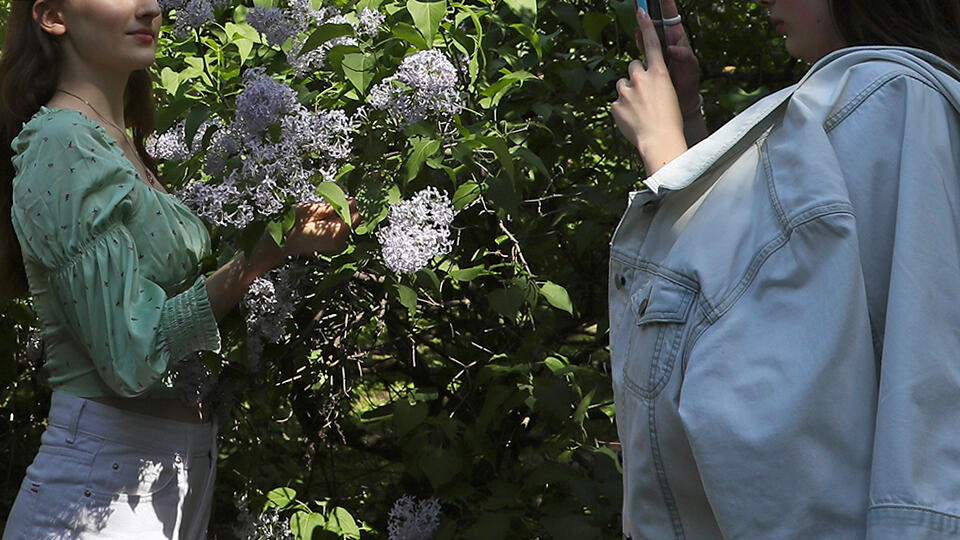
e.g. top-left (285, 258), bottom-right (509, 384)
top-left (611, 6), bottom-right (688, 175)
top-left (646, 0), bottom-right (702, 116)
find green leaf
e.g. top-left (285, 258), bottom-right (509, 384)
top-left (540, 281), bottom-right (574, 314)
top-left (449, 265), bottom-right (488, 282)
top-left (160, 67), bottom-right (180, 96)
top-left (184, 106), bottom-right (211, 150)
top-left (290, 511), bottom-right (325, 540)
top-left (405, 137), bottom-right (441, 181)
top-left (479, 70), bottom-right (538, 109)
top-left (326, 507), bottom-right (360, 538)
top-left (509, 23), bottom-right (541, 59)
top-left (419, 447), bottom-right (461, 489)
top-left (573, 387), bottom-right (596, 425)
top-left (300, 23), bottom-right (355, 54)
top-left (315, 182), bottom-right (353, 228)
top-left (393, 399), bottom-right (428, 437)
top-left (397, 284), bottom-right (418, 314)
top-left (582, 13), bottom-right (613, 43)
top-left (504, 0), bottom-right (537, 23)
top-left (391, 22), bottom-right (428, 50)
top-left (488, 285), bottom-right (525, 321)
top-left (267, 487), bottom-right (297, 509)
top-left (452, 181), bottom-right (480, 210)
top-left (341, 52), bottom-right (377, 93)
top-left (515, 147), bottom-right (550, 178)
top-left (233, 37), bottom-right (254, 65)
top-left (406, 0), bottom-right (446, 42)
top-left (266, 220), bottom-right (284, 247)
top-left (476, 136), bottom-right (515, 180)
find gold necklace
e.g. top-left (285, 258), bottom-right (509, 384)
top-left (54, 89), bottom-right (166, 192)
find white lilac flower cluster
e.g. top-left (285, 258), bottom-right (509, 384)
top-left (378, 187), bottom-right (457, 273)
top-left (368, 50), bottom-right (464, 126)
top-left (388, 496), bottom-right (442, 540)
top-left (145, 118), bottom-right (219, 162)
top-left (233, 492), bottom-right (294, 540)
top-left (356, 7), bottom-right (387, 38)
top-left (243, 263), bottom-right (301, 366)
top-left (173, 67), bottom-right (359, 229)
top-left (158, 0), bottom-right (231, 39)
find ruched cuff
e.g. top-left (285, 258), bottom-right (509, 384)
top-left (158, 276), bottom-right (221, 361)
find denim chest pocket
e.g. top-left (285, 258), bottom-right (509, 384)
top-left (621, 274), bottom-right (696, 400)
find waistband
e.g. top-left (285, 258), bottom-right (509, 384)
top-left (47, 391), bottom-right (216, 456)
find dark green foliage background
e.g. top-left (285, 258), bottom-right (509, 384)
top-left (0, 0), bottom-right (801, 537)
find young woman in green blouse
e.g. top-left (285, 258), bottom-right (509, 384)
top-left (0, 0), bottom-right (361, 537)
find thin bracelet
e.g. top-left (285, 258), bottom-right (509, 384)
top-left (682, 94), bottom-right (705, 119)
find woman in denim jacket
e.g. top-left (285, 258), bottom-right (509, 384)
top-left (610, 0), bottom-right (960, 538)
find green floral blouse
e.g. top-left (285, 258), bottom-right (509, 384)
top-left (10, 106), bottom-right (221, 399)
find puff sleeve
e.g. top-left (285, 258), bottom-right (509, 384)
top-left (12, 119), bottom-right (221, 397)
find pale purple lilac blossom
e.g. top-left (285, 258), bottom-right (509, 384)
top-left (356, 7), bottom-right (386, 38)
top-left (173, 70), bottom-right (359, 229)
top-left (378, 187), bottom-right (457, 273)
top-left (287, 8), bottom-right (359, 78)
top-left (235, 67), bottom-right (301, 135)
top-left (145, 118), bottom-right (220, 162)
top-left (245, 6), bottom-right (299, 47)
top-left (368, 50), bottom-right (464, 126)
top-left (243, 263), bottom-right (301, 366)
top-left (158, 0), bottom-right (231, 39)
top-left (388, 495), bottom-right (441, 540)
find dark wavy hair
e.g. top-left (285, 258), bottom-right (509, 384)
top-left (831, 0), bottom-right (960, 68)
top-left (0, 0), bottom-right (162, 300)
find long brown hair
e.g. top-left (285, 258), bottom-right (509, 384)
top-left (830, 0), bottom-right (960, 69)
top-left (0, 0), bottom-right (162, 300)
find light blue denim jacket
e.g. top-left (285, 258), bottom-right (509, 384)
top-left (609, 46), bottom-right (960, 539)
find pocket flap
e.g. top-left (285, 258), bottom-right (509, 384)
top-left (631, 277), bottom-right (694, 324)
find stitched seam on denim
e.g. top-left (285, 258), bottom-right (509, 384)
top-left (761, 140), bottom-right (790, 234)
top-left (639, 284), bottom-right (694, 322)
top-left (624, 289), bottom-right (694, 400)
top-left (648, 398), bottom-right (686, 540)
top-left (786, 202), bottom-right (855, 229)
top-left (607, 257), bottom-right (699, 292)
top-left (705, 203), bottom-right (854, 322)
top-left (824, 72), bottom-right (942, 133)
top-left (682, 209), bottom-right (856, 373)
top-left (623, 325), bottom-right (667, 400)
top-left (869, 504), bottom-right (960, 521)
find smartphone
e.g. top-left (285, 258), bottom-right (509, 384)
top-left (636, 0), bottom-right (670, 68)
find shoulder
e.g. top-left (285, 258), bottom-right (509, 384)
top-left (12, 108), bottom-right (129, 193)
top-left (790, 47), bottom-right (959, 130)
top-left (11, 107), bottom-right (116, 163)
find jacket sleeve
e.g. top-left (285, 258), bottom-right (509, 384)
top-left (850, 77), bottom-right (960, 538)
top-left (12, 119), bottom-right (221, 397)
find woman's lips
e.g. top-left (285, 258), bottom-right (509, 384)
top-left (129, 32), bottom-right (155, 43)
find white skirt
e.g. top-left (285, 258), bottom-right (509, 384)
top-left (2, 391), bottom-right (218, 539)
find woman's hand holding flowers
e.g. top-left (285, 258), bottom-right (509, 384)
top-left (282, 198), bottom-right (363, 259)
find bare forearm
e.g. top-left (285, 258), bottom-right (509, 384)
top-left (204, 233), bottom-right (283, 321)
